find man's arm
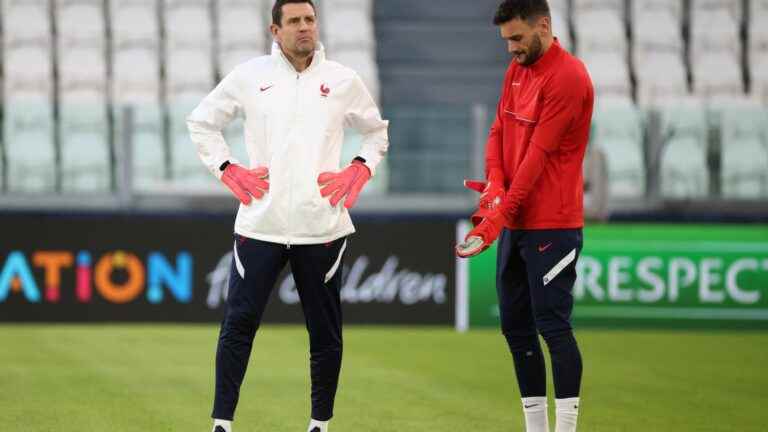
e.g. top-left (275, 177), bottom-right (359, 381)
top-left (458, 72), bottom-right (586, 257)
top-left (186, 69), bottom-right (243, 179)
top-left (342, 73), bottom-right (389, 174)
top-left (498, 72), bottom-right (585, 222)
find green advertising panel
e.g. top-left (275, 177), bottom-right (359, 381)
top-left (455, 223), bottom-right (768, 330)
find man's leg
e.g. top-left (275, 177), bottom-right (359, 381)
top-left (289, 237), bottom-right (347, 431)
top-left (522, 229), bottom-right (584, 432)
top-left (212, 235), bottom-right (289, 425)
top-left (496, 229), bottom-right (549, 432)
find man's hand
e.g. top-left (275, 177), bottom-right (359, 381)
top-left (456, 208), bottom-right (507, 258)
top-left (221, 164), bottom-right (269, 205)
top-left (317, 160), bottom-right (371, 209)
top-left (464, 168), bottom-right (505, 226)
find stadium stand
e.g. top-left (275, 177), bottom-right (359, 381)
top-left (549, 0), bottom-right (572, 52)
top-left (2, 0), bottom-right (57, 193)
top-left (573, 0), bottom-right (631, 104)
top-left (56, 0), bottom-right (111, 192)
top-left (749, 0), bottom-right (768, 104)
top-left (591, 101), bottom-right (646, 199)
top-left (719, 105), bottom-right (768, 198)
top-left (689, 0), bottom-right (745, 101)
top-left (632, 0), bottom-right (688, 105)
top-left (216, 0), bottom-right (268, 75)
top-left (110, 0), bottom-right (166, 191)
top-left (0, 0), bottom-right (765, 217)
top-left (658, 102), bottom-right (710, 199)
top-left (164, 0), bottom-right (217, 190)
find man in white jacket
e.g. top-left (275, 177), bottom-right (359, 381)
top-left (186, 1), bottom-right (389, 431)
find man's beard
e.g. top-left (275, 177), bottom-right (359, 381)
top-left (294, 40), bottom-right (316, 56)
top-left (519, 34), bottom-right (543, 66)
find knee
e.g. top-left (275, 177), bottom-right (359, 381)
top-left (502, 328), bottom-right (540, 354)
top-left (539, 328), bottom-right (578, 353)
top-left (221, 310), bottom-right (258, 340)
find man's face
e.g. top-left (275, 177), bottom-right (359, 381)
top-left (500, 17), bottom-right (548, 66)
top-left (271, 3), bottom-right (318, 57)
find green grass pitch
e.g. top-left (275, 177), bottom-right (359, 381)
top-left (0, 325), bottom-right (764, 431)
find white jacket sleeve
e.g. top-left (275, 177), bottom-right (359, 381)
top-left (343, 73), bottom-right (389, 175)
top-left (186, 69), bottom-right (243, 179)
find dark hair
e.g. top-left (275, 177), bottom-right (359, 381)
top-left (272, 0), bottom-right (316, 26)
top-left (493, 0), bottom-right (550, 25)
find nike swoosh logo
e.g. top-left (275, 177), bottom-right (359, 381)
top-left (512, 82), bottom-right (521, 86)
top-left (538, 243), bottom-right (552, 252)
top-left (524, 404), bottom-right (539, 408)
top-left (260, 85), bottom-right (273, 92)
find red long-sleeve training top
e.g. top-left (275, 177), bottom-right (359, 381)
top-left (486, 39), bottom-right (594, 230)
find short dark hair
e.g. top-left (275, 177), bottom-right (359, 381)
top-left (272, 0), bottom-right (316, 26)
top-left (493, 0), bottom-right (551, 25)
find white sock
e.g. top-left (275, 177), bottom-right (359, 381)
top-left (307, 418), bottom-right (329, 432)
top-left (555, 397), bottom-right (580, 432)
top-left (212, 419), bottom-right (232, 432)
top-left (521, 396), bottom-right (549, 432)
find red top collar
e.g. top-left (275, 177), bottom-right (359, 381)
top-left (525, 38), bottom-right (563, 73)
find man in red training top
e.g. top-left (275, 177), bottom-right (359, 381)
top-left (457, 1), bottom-right (594, 431)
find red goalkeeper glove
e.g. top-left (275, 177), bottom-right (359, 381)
top-left (317, 159), bottom-right (371, 209)
top-left (455, 208), bottom-right (508, 258)
top-left (221, 164), bottom-right (269, 205)
top-left (464, 168), bottom-right (505, 226)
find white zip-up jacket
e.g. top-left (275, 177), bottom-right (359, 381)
top-left (187, 42), bottom-right (389, 245)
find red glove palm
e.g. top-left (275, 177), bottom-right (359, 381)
top-left (317, 160), bottom-right (371, 209)
top-left (221, 164), bottom-right (269, 205)
top-left (455, 209), bottom-right (507, 258)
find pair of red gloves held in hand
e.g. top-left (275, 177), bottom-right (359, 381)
top-left (456, 170), bottom-right (512, 258)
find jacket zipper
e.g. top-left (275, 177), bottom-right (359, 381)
top-left (286, 72), bottom-right (301, 250)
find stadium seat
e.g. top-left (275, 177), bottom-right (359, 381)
top-left (322, 0), bottom-right (374, 52)
top-left (3, 46), bottom-right (53, 93)
top-left (550, 10), bottom-right (572, 52)
top-left (719, 107), bottom-right (768, 198)
top-left (631, 0), bottom-right (683, 21)
top-left (166, 49), bottom-right (215, 98)
top-left (635, 52), bottom-right (689, 106)
top-left (591, 103), bottom-right (646, 199)
top-left (691, 52), bottom-right (744, 101)
top-left (2, 0), bottom-right (51, 47)
top-left (750, 0), bottom-right (768, 51)
top-left (632, 2), bottom-right (683, 53)
top-left (164, 0), bottom-right (214, 100)
top-left (386, 105), bottom-right (473, 193)
top-left (58, 46), bottom-right (107, 94)
top-left (59, 92), bottom-right (111, 193)
top-left (164, 0), bottom-right (212, 47)
top-left (658, 105), bottom-right (710, 198)
top-left (751, 52), bottom-right (768, 104)
top-left (56, 0), bottom-right (105, 44)
top-left (689, 0), bottom-right (742, 57)
top-left (112, 47), bottom-right (161, 104)
top-left (572, 0), bottom-right (627, 55)
top-left (216, 0), bottom-right (268, 74)
top-left (115, 104), bottom-right (166, 191)
top-left (110, 0), bottom-right (158, 48)
top-left (582, 52), bottom-right (632, 102)
top-left (3, 94), bottom-right (56, 193)
top-left (168, 96), bottom-right (220, 191)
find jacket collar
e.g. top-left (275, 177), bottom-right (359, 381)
top-left (527, 38), bottom-right (563, 74)
top-left (271, 40), bottom-right (326, 74)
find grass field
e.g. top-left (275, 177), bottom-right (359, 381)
top-left (0, 325), bottom-right (765, 432)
